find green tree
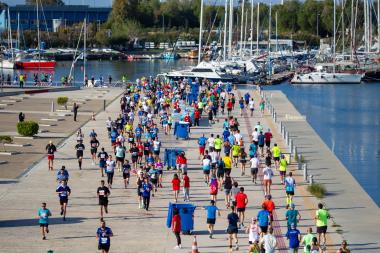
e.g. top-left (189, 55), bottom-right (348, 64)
top-left (108, 0), bottom-right (139, 26)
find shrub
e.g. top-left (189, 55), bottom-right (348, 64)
top-left (17, 121), bottom-right (39, 137)
top-left (307, 183), bottom-right (326, 199)
top-left (57, 96), bottom-right (68, 106)
top-left (0, 135), bottom-right (13, 152)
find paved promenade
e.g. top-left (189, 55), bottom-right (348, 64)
top-left (0, 86), bottom-right (371, 252)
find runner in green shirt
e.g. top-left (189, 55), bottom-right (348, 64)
top-left (214, 135), bottom-right (223, 155)
top-left (301, 227), bottom-right (315, 253)
top-left (231, 144), bottom-right (240, 167)
top-left (271, 143), bottom-right (281, 170)
top-left (315, 203), bottom-right (330, 246)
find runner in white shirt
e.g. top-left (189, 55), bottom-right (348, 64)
top-left (207, 134), bottom-right (215, 152)
top-left (249, 99), bottom-right (255, 117)
top-left (254, 122), bottom-right (263, 133)
top-left (262, 166), bottom-right (274, 196)
top-left (252, 129), bottom-right (259, 146)
top-left (249, 155), bottom-right (260, 184)
top-left (210, 150), bottom-right (219, 175)
top-left (234, 131), bottom-right (243, 144)
top-left (202, 156), bottom-right (212, 183)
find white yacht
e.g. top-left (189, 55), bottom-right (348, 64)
top-left (0, 59), bottom-right (15, 69)
top-left (163, 62), bottom-right (236, 83)
top-left (291, 64), bottom-right (363, 84)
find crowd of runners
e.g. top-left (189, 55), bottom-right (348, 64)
top-left (38, 77), bottom-right (350, 253)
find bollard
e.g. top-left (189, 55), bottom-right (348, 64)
top-left (293, 145), bottom-right (297, 156)
top-left (285, 131), bottom-right (289, 145)
top-left (303, 163), bottom-right (308, 182)
top-left (282, 126), bottom-right (286, 139)
top-left (289, 138), bottom-right (293, 151)
top-left (103, 99), bottom-right (106, 111)
top-left (51, 100), bottom-right (55, 113)
top-left (274, 112), bottom-right (277, 122)
top-left (297, 154), bottom-right (302, 170)
top-left (308, 175), bottom-right (314, 185)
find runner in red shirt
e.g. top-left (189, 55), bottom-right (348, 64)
top-left (171, 174), bottom-right (181, 203)
top-left (172, 208), bottom-right (182, 249)
top-left (262, 194), bottom-right (276, 222)
top-left (194, 109), bottom-right (201, 126)
top-left (227, 99), bottom-right (233, 116)
top-left (182, 172), bottom-right (190, 202)
top-left (264, 128), bottom-right (273, 148)
top-left (235, 187), bottom-right (248, 228)
top-left (136, 141), bottom-right (144, 166)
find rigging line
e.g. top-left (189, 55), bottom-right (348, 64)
top-left (39, 0), bottom-right (52, 46)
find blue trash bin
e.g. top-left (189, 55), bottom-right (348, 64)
top-left (174, 122), bottom-right (189, 140)
top-left (166, 203), bottom-right (196, 234)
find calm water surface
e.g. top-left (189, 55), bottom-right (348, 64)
top-left (265, 83), bottom-right (380, 206)
top-left (4, 60), bottom-right (379, 206)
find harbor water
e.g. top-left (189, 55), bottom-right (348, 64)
top-left (3, 60), bottom-right (380, 206)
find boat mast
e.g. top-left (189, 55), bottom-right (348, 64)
top-left (333, 0), bottom-right (336, 72)
top-left (275, 11), bottom-right (278, 52)
top-left (228, 0), bottom-right (233, 59)
top-left (256, 2), bottom-right (259, 55)
top-left (350, 0), bottom-right (354, 60)
top-left (378, 0), bottom-right (380, 53)
top-left (223, 0), bottom-right (228, 60)
top-left (198, 0), bottom-right (204, 64)
top-left (244, 9), bottom-right (248, 58)
top-left (83, 17), bottom-right (86, 87)
top-left (17, 13), bottom-right (20, 49)
top-left (250, 0), bottom-right (253, 56)
top-left (7, 8), bottom-right (14, 61)
top-left (239, 0), bottom-right (245, 56)
top-left (37, 0), bottom-right (41, 69)
top-left (268, 2), bottom-right (271, 79)
top-left (342, 0), bottom-right (344, 56)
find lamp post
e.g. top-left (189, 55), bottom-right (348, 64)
top-left (317, 13), bottom-right (320, 37)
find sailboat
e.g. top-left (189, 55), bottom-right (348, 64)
top-left (291, 0), bottom-right (362, 84)
top-left (1, 8), bottom-right (15, 69)
top-left (14, 0), bottom-right (55, 69)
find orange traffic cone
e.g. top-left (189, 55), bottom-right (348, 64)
top-left (191, 236), bottom-right (199, 253)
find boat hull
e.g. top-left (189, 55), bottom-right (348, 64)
top-left (0, 60), bottom-right (14, 69)
top-left (291, 72), bottom-right (363, 84)
top-left (15, 61), bottom-right (56, 69)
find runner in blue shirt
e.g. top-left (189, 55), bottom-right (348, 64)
top-left (258, 131), bottom-right (265, 155)
top-left (249, 141), bottom-right (257, 158)
top-left (197, 134), bottom-right (208, 157)
top-left (56, 180), bottom-right (71, 221)
top-left (257, 204), bottom-right (270, 236)
top-left (286, 224), bottom-right (301, 252)
top-left (37, 202), bottom-right (51, 240)
top-left (223, 128), bottom-right (230, 142)
top-left (204, 200), bottom-right (221, 238)
top-left (244, 92), bottom-right (250, 105)
top-left (135, 124), bottom-right (143, 142)
top-left (96, 220), bottom-right (113, 253)
top-left (142, 177), bottom-right (153, 211)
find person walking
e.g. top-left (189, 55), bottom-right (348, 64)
top-left (96, 220), bottom-right (113, 253)
top-left (301, 227), bottom-right (315, 253)
top-left (115, 143), bottom-right (126, 172)
top-left (260, 227), bottom-right (277, 253)
top-left (122, 160), bottom-right (131, 188)
top-left (46, 140), bottom-right (57, 171)
top-left (227, 206), bottom-right (239, 252)
top-left (172, 208), bottom-right (182, 249)
top-left (142, 177), bottom-right (152, 211)
top-left (56, 180), bottom-right (71, 221)
top-left (286, 204), bottom-right (301, 230)
top-left (171, 173), bottom-right (181, 203)
top-left (262, 194), bottom-right (276, 223)
top-left (315, 203), bottom-right (331, 246)
top-left (204, 200), bottom-right (221, 238)
top-left (90, 136), bottom-right (100, 165)
top-left (279, 154), bottom-right (288, 184)
top-left (182, 171), bottom-right (190, 202)
top-left (271, 143), bottom-right (281, 170)
top-left (97, 180), bottom-right (111, 218)
top-left (285, 172), bottom-right (296, 207)
top-left (249, 98), bottom-right (255, 117)
top-left (263, 165), bottom-right (274, 196)
top-left (37, 202), bottom-right (52, 240)
top-left (249, 154), bottom-right (259, 184)
top-left (73, 102), bottom-right (79, 121)
top-left (56, 166), bottom-right (69, 182)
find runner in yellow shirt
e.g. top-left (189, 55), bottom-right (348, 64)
top-left (223, 155), bottom-right (232, 176)
top-left (231, 144), bottom-right (241, 167)
top-left (279, 154), bottom-right (287, 184)
top-left (271, 143), bottom-right (281, 170)
top-left (214, 135), bottom-right (223, 156)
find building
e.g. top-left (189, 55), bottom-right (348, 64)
top-left (3, 5), bottom-right (111, 32)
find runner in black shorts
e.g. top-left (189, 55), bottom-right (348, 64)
top-left (75, 140), bottom-right (85, 170)
top-left (97, 180), bottom-right (110, 218)
top-left (90, 137), bottom-right (100, 165)
top-left (122, 160), bottom-right (131, 188)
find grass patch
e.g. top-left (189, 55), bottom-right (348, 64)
top-left (307, 183), bottom-right (326, 199)
top-left (294, 153), bottom-right (305, 163)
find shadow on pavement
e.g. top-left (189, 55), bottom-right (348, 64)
top-left (0, 217), bottom-right (86, 227)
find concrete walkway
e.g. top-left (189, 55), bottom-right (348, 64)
top-left (0, 86), bottom-right (366, 252)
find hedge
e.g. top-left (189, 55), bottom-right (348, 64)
top-left (17, 121), bottom-right (39, 137)
top-left (0, 135), bottom-right (12, 143)
top-left (57, 96), bottom-right (69, 106)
